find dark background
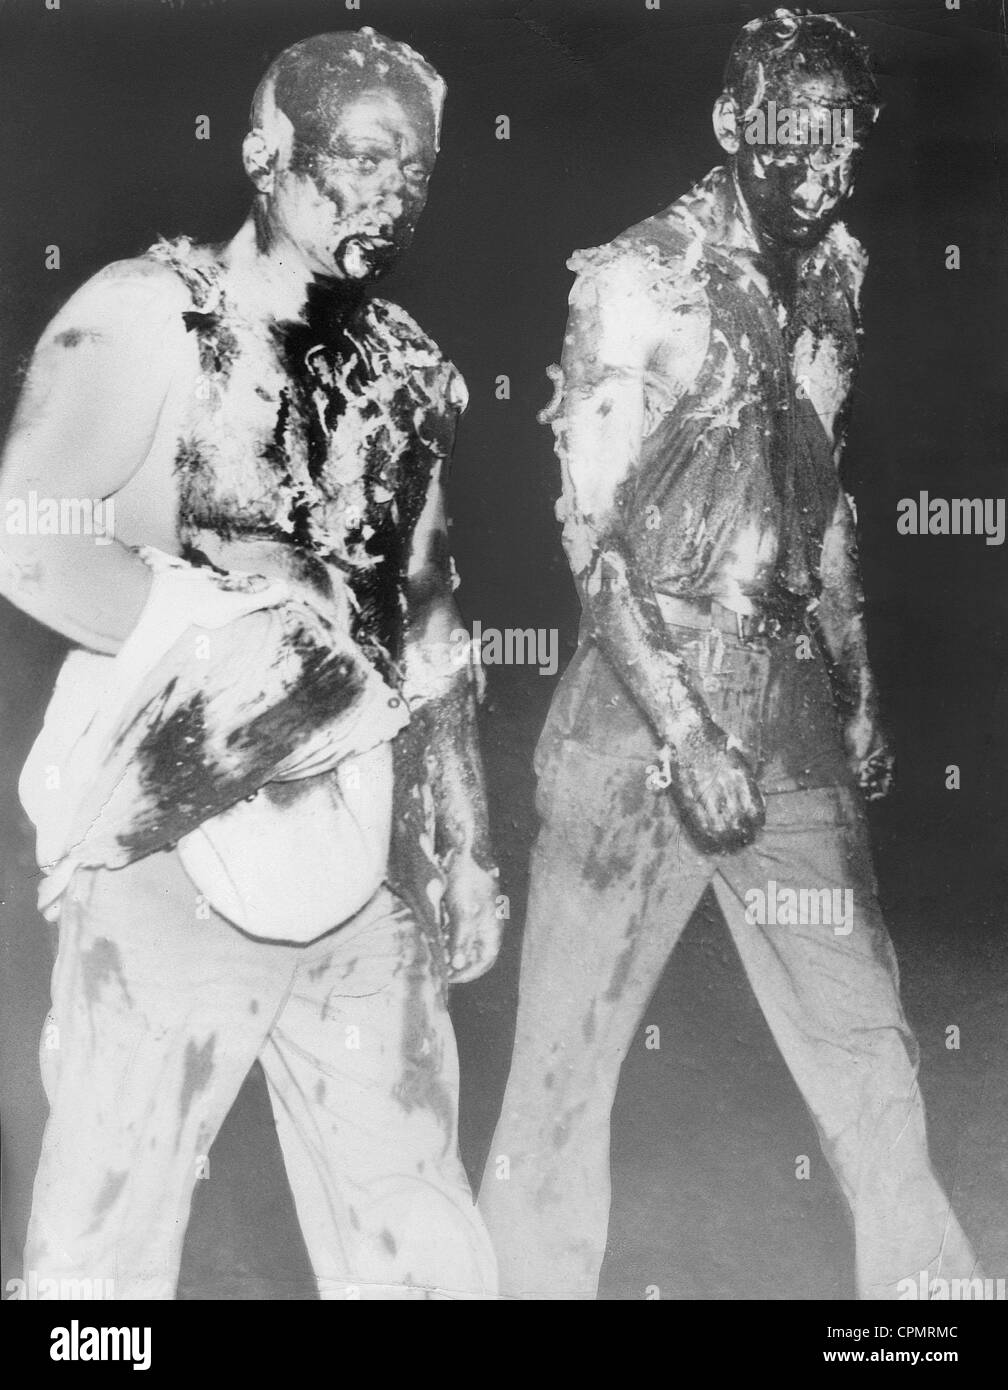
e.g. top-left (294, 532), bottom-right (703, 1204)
top-left (1, 0), bottom-right (1005, 1298)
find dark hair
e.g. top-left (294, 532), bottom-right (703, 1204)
top-left (250, 27), bottom-right (445, 150)
top-left (723, 8), bottom-right (879, 118)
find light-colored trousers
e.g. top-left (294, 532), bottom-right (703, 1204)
top-left (25, 847), bottom-right (497, 1300)
top-left (479, 635), bottom-right (978, 1299)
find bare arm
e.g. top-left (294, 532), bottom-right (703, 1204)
top-left (399, 456), bottom-right (500, 982)
top-left (0, 261), bottom-right (188, 653)
top-left (553, 256), bottom-right (707, 742)
top-left (549, 251), bottom-right (764, 850)
top-left (812, 491), bottom-right (893, 798)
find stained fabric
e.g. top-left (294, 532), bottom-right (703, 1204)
top-left (480, 166), bottom-right (978, 1299)
top-left (25, 849), bottom-right (497, 1299)
top-left (480, 628), bottom-right (977, 1300)
top-left (146, 236), bottom-right (467, 683)
top-left (18, 549), bottom-right (407, 935)
top-left (550, 165), bottom-right (863, 607)
top-left (144, 236), bottom-right (471, 941)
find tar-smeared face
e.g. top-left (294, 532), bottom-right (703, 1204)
top-left (271, 90), bottom-right (436, 281)
top-left (733, 73), bottom-right (871, 251)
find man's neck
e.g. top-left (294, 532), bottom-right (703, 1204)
top-left (728, 171), bottom-right (803, 310)
top-left (221, 213), bottom-right (325, 326)
top-left (761, 242), bottom-right (800, 313)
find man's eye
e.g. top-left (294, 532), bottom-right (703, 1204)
top-left (403, 164), bottom-right (428, 184)
top-left (349, 155), bottom-right (380, 174)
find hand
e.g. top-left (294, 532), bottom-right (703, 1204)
top-left (442, 850), bottom-right (503, 984)
top-left (843, 704), bottom-right (895, 801)
top-left (673, 732), bottom-right (766, 853)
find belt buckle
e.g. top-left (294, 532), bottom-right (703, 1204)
top-left (737, 610), bottom-right (782, 644)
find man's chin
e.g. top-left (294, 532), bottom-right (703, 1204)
top-left (764, 214), bottom-right (834, 251)
top-left (333, 236), bottom-right (404, 282)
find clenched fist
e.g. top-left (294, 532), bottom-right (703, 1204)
top-left (442, 850), bottom-right (504, 985)
top-left (843, 704), bottom-right (895, 802)
top-left (669, 718), bottom-right (766, 853)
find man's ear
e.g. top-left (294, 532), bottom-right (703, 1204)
top-left (712, 94), bottom-right (741, 154)
top-left (242, 129), bottom-right (278, 192)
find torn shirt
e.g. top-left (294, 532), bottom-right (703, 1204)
top-left (547, 164), bottom-right (866, 610)
top-left (19, 549), bottom-right (408, 936)
top-left (146, 235), bottom-right (468, 687)
top-left (18, 237), bottom-right (475, 941)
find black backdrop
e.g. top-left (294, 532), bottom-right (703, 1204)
top-left (1, 0), bottom-right (1005, 1297)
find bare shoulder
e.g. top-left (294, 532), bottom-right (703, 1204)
top-left (39, 254), bottom-right (192, 355)
top-left (13, 254), bottom-right (194, 431)
top-left (2, 254), bottom-right (195, 498)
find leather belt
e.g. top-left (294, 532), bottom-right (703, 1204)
top-left (656, 593), bottom-right (809, 643)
